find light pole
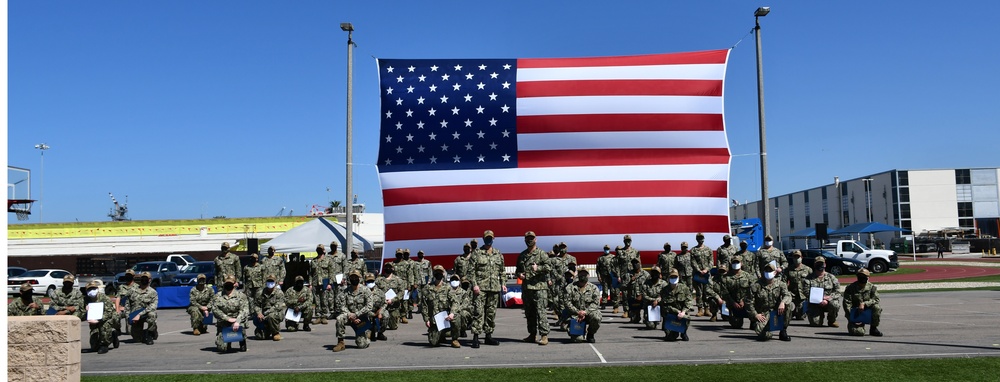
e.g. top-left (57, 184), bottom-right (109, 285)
top-left (341, 22), bottom-right (355, 255)
top-left (863, 177), bottom-right (875, 247)
top-left (754, 6), bottom-right (772, 237)
top-left (834, 176), bottom-right (843, 229)
top-left (34, 143), bottom-right (50, 223)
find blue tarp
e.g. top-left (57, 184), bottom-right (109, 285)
top-left (156, 286), bottom-right (217, 309)
top-left (831, 222), bottom-right (909, 235)
top-left (788, 228), bottom-right (816, 238)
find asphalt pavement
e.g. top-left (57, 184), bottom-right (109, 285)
top-left (80, 289), bottom-right (1000, 376)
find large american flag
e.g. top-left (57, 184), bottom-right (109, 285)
top-left (377, 49), bottom-right (732, 265)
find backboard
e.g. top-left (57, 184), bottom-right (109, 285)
top-left (8, 166), bottom-right (30, 201)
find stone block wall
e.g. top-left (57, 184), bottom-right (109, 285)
top-left (7, 315), bottom-right (81, 382)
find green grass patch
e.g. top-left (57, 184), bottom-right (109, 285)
top-left (836, 266), bottom-right (924, 281)
top-left (82, 357), bottom-right (1000, 382)
top-left (882, 274), bottom-right (1000, 284)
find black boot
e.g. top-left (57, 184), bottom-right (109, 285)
top-left (586, 335), bottom-right (596, 343)
top-left (407, 311), bottom-right (413, 320)
top-left (239, 340), bottom-right (247, 352)
top-left (779, 329), bottom-right (791, 342)
top-left (377, 332), bottom-right (388, 341)
top-left (471, 334), bottom-right (480, 349)
top-left (303, 323), bottom-right (312, 332)
top-left (112, 330), bottom-right (120, 349)
top-left (370, 331), bottom-right (378, 343)
top-left (484, 333), bottom-right (499, 346)
top-left (871, 327), bottom-right (883, 337)
top-left (681, 333), bottom-right (689, 342)
top-left (98, 345), bottom-right (109, 354)
top-left (143, 331), bottom-right (154, 345)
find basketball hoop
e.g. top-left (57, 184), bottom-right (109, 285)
top-left (8, 199), bottom-right (34, 221)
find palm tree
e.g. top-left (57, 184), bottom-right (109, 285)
top-left (326, 200), bottom-right (342, 214)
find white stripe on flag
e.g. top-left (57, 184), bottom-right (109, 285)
top-left (517, 131), bottom-right (728, 151)
top-left (383, 197), bottom-right (729, 224)
top-left (516, 95), bottom-right (722, 116)
top-left (378, 164), bottom-right (730, 189)
top-left (516, 64), bottom-right (727, 82)
top-left (387, 233), bottom-right (731, 258)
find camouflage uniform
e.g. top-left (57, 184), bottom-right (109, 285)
top-left (129, 282), bottom-right (159, 344)
top-left (376, 270), bottom-right (407, 330)
top-left (638, 270), bottom-right (668, 329)
top-left (214, 246), bottom-right (243, 287)
top-left (657, 246), bottom-right (676, 279)
top-left (83, 285), bottom-right (117, 353)
top-left (595, 247), bottom-right (617, 308)
top-left (747, 272), bottom-right (792, 341)
top-left (366, 274), bottom-right (388, 342)
top-left (260, 252), bottom-right (286, 286)
top-left (420, 273), bottom-right (460, 347)
top-left (188, 281), bottom-right (215, 334)
top-left (660, 272), bottom-right (695, 340)
top-left (783, 253), bottom-right (812, 320)
top-left (211, 284), bottom-right (249, 352)
top-left (452, 279), bottom-right (474, 338)
top-left (416, 256), bottom-right (433, 284)
top-left (563, 273), bottom-right (602, 342)
top-left (243, 258), bottom-right (265, 301)
top-left (623, 265), bottom-right (649, 322)
top-left (113, 278), bottom-right (137, 335)
top-left (553, 248), bottom-right (577, 320)
top-left (718, 264), bottom-right (756, 329)
top-left (734, 242), bottom-right (755, 273)
top-left (8, 284), bottom-right (42, 316)
top-left (673, 247), bottom-right (694, 289)
top-left (843, 272), bottom-right (882, 336)
top-left (403, 256), bottom-right (422, 314)
top-left (252, 284), bottom-right (286, 340)
top-left (756, 244), bottom-right (787, 279)
top-left (715, 238), bottom-right (738, 269)
top-left (310, 250), bottom-right (337, 321)
top-left (51, 282), bottom-right (86, 320)
top-left (691, 240), bottom-right (714, 314)
top-left (347, 256), bottom-right (367, 279)
top-left (284, 277), bottom-right (315, 331)
top-left (547, 250), bottom-right (567, 314)
top-left (453, 248), bottom-right (472, 279)
top-left (516, 233), bottom-right (551, 342)
top-left (334, 272), bottom-right (374, 350)
top-left (468, 241), bottom-right (505, 342)
top-left (804, 261), bottom-right (842, 327)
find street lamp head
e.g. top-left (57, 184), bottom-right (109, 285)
top-left (34, 143), bottom-right (50, 150)
top-left (755, 7), bottom-right (770, 17)
top-left (340, 23), bottom-right (354, 32)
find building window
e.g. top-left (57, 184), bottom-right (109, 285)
top-left (823, 212), bottom-right (829, 223)
top-left (899, 187), bottom-right (910, 203)
top-left (900, 204), bottom-right (911, 219)
top-left (789, 217), bottom-right (795, 230)
top-left (898, 171), bottom-right (908, 186)
top-left (901, 220), bottom-right (912, 231)
top-left (806, 215), bottom-right (811, 228)
top-left (956, 169), bottom-right (971, 185)
top-left (959, 219), bottom-right (974, 228)
top-left (958, 202), bottom-right (974, 217)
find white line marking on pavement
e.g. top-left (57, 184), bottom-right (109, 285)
top-left (884, 318), bottom-right (978, 326)
top-left (589, 343), bottom-right (607, 363)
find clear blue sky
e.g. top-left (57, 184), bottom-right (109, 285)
top-left (7, 1), bottom-right (999, 224)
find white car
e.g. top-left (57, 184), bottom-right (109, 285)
top-left (7, 269), bottom-right (78, 296)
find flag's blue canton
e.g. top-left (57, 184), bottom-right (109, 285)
top-left (377, 59), bottom-right (518, 173)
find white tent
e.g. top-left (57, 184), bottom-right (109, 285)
top-left (262, 217), bottom-right (375, 254)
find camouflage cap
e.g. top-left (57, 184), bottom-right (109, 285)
top-left (524, 231), bottom-right (536, 238)
top-left (221, 242), bottom-right (231, 249)
top-left (764, 263), bottom-right (776, 272)
top-left (681, 241), bottom-right (689, 247)
top-left (764, 235), bottom-right (774, 241)
top-left (197, 274), bottom-right (207, 281)
top-left (731, 257), bottom-right (742, 263)
top-left (603, 244), bottom-right (610, 250)
top-left (63, 275), bottom-right (76, 283)
top-left (668, 268), bottom-right (680, 277)
top-left (251, 253), bottom-right (259, 260)
top-left (470, 238), bottom-right (479, 245)
top-left (432, 265), bottom-right (446, 273)
top-left (20, 283), bottom-right (32, 293)
top-left (417, 250), bottom-right (425, 256)
top-left (577, 269), bottom-right (589, 279)
top-left (450, 274), bottom-right (460, 281)
top-left (857, 268), bottom-right (871, 277)
top-left (125, 269), bottom-right (136, 276)
top-left (723, 234), bottom-right (732, 240)
top-left (224, 274), bottom-right (237, 283)
top-left (463, 242), bottom-right (471, 248)
top-left (349, 270), bottom-right (362, 278)
top-left (649, 266), bottom-right (662, 275)
top-left (86, 280), bottom-right (101, 289)
top-left (139, 271), bottom-right (152, 279)
top-left (623, 234), bottom-right (632, 241)
top-left (483, 230), bottom-right (495, 238)
top-left (294, 275), bottom-right (305, 282)
top-left (316, 244), bottom-right (326, 252)
top-left (329, 241), bottom-right (339, 248)
top-left (558, 242), bottom-right (567, 248)
top-left (365, 272), bottom-right (376, 282)
top-left (791, 249), bottom-right (803, 257)
top-left (696, 233), bottom-right (705, 241)
top-left (395, 248), bottom-right (403, 254)
top-left (814, 256), bottom-right (826, 264)
top-left (663, 242), bottom-right (672, 250)
top-left (265, 274), bottom-right (277, 282)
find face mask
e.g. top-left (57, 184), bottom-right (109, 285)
top-left (268, 252), bottom-right (274, 257)
top-left (604, 249), bottom-right (610, 255)
top-left (367, 282), bottom-right (377, 289)
top-left (385, 269), bottom-right (394, 275)
top-left (462, 283), bottom-right (471, 290)
top-left (21, 292), bottom-right (32, 300)
top-left (765, 241), bottom-right (773, 247)
top-left (764, 271), bottom-right (776, 280)
top-left (265, 281), bottom-right (276, 289)
top-left (63, 282), bottom-right (74, 289)
top-left (450, 280), bottom-right (460, 288)
top-left (87, 289), bottom-right (99, 298)
top-left (733, 263), bottom-right (742, 270)
top-left (815, 265), bottom-right (825, 272)
top-left (565, 275), bottom-right (574, 284)
top-left (124, 274), bottom-right (134, 283)
top-left (294, 282), bottom-right (304, 290)
top-left (471, 242), bottom-right (479, 250)
top-left (139, 278), bottom-right (150, 286)
top-left (350, 278), bottom-right (361, 286)
top-left (624, 241), bottom-right (632, 247)
top-left (483, 238), bottom-right (493, 246)
top-left (668, 277), bottom-right (679, 285)
top-left (633, 263), bottom-right (640, 270)
top-left (224, 283), bottom-right (235, 291)
top-left (792, 258), bottom-right (800, 265)
top-left (524, 239), bottom-right (536, 247)
top-left (858, 276), bottom-right (869, 283)
top-left (433, 273), bottom-right (445, 281)
top-left (650, 274), bottom-right (660, 281)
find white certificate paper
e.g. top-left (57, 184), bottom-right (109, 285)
top-left (647, 305), bottom-right (661, 322)
top-left (403, 290), bottom-right (411, 300)
top-left (434, 310), bottom-right (451, 330)
top-left (385, 289), bottom-right (397, 300)
top-left (87, 302), bottom-right (104, 321)
top-left (809, 287), bottom-right (825, 304)
top-left (335, 274), bottom-right (344, 284)
top-left (285, 308), bottom-right (302, 322)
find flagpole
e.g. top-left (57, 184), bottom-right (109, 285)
top-left (341, 22), bottom-right (355, 255)
top-left (754, 6), bottom-right (771, 237)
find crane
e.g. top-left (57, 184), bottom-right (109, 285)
top-left (108, 193), bottom-right (130, 221)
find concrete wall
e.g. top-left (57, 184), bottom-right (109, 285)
top-left (7, 315), bottom-right (81, 382)
top-left (909, 169), bottom-right (958, 233)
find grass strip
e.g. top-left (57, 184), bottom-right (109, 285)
top-left (82, 356), bottom-right (1000, 382)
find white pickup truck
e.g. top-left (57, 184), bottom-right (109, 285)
top-left (823, 240), bottom-right (899, 273)
top-left (166, 254), bottom-right (197, 271)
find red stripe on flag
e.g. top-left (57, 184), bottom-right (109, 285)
top-left (518, 148), bottom-right (730, 168)
top-left (385, 215), bottom-right (730, 242)
top-left (516, 114), bottom-right (724, 133)
top-left (518, 49), bottom-right (730, 68)
top-left (516, 80), bottom-right (722, 98)
top-left (383, 180), bottom-right (727, 207)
